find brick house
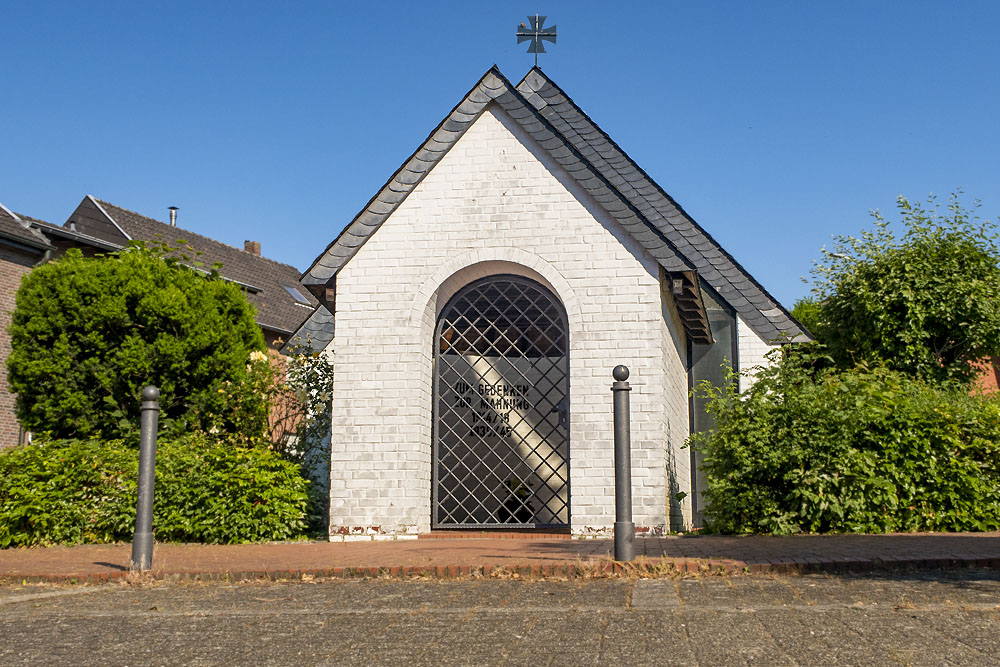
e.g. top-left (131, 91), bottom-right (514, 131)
top-left (286, 67), bottom-right (809, 536)
top-left (0, 196), bottom-right (317, 447)
top-left (0, 205), bottom-right (53, 446)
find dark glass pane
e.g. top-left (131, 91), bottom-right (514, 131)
top-left (281, 283), bottom-right (311, 304)
top-left (689, 301), bottom-right (735, 526)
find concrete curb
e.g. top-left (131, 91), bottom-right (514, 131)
top-left (5, 556), bottom-right (1000, 585)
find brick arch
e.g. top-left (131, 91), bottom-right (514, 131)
top-left (409, 248), bottom-right (581, 339)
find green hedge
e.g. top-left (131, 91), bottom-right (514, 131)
top-left (0, 436), bottom-right (309, 547)
top-left (689, 350), bottom-right (1000, 534)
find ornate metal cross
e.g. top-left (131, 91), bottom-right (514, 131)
top-left (516, 15), bottom-right (557, 67)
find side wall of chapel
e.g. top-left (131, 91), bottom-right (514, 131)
top-left (737, 316), bottom-right (780, 390)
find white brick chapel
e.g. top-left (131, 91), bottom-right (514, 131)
top-left (288, 67), bottom-right (807, 538)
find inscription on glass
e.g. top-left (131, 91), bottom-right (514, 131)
top-left (433, 276), bottom-right (570, 528)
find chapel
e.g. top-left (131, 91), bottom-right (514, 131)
top-left (287, 67), bottom-right (808, 537)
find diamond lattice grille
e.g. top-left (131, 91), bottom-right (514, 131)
top-left (434, 276), bottom-right (570, 529)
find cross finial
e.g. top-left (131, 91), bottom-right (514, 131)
top-left (516, 14), bottom-right (557, 67)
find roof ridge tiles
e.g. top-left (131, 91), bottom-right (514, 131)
top-left (0, 203), bottom-right (53, 250)
top-left (0, 202), bottom-right (23, 223)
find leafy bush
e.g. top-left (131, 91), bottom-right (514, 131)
top-left (6, 243), bottom-right (267, 440)
top-left (209, 349), bottom-right (277, 447)
top-left (0, 436), bottom-right (309, 546)
top-left (276, 346), bottom-right (334, 532)
top-left (689, 346), bottom-right (1000, 534)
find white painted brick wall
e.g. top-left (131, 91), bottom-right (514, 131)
top-left (659, 282), bottom-right (692, 530)
top-left (737, 317), bottom-right (779, 390)
top-left (327, 105), bottom-right (689, 536)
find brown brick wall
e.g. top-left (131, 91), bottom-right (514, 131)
top-left (973, 357), bottom-right (1000, 393)
top-left (263, 330), bottom-right (303, 446)
top-left (0, 248), bottom-right (38, 448)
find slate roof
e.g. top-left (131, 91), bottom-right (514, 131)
top-left (91, 199), bottom-right (318, 336)
top-left (294, 66), bottom-right (807, 348)
top-left (0, 204), bottom-right (52, 252)
top-left (302, 67), bottom-right (694, 291)
top-left (516, 69), bottom-right (805, 341)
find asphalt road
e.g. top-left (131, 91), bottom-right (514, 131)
top-left (1, 570), bottom-right (998, 666)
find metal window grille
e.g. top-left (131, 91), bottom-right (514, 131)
top-left (433, 275), bottom-right (570, 529)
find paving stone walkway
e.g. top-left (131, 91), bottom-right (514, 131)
top-left (4, 573), bottom-right (1000, 665)
top-left (2, 532), bottom-right (1000, 583)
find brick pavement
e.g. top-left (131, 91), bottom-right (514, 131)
top-left (2, 532), bottom-right (999, 583)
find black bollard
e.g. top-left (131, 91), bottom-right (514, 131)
top-left (611, 365), bottom-right (635, 562)
top-left (131, 386), bottom-right (160, 572)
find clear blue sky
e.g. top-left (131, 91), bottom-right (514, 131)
top-left (3, 1), bottom-right (998, 307)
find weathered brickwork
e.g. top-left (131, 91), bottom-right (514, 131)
top-left (263, 330), bottom-right (300, 445)
top-left (327, 106), bottom-right (690, 535)
top-left (0, 249), bottom-right (34, 448)
top-left (974, 358), bottom-right (1000, 393)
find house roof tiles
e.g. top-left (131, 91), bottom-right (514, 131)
top-left (0, 204), bottom-right (52, 252)
top-left (284, 305), bottom-right (335, 353)
top-left (90, 199), bottom-right (317, 336)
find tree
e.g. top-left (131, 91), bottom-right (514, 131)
top-left (808, 193), bottom-right (1000, 385)
top-left (790, 297), bottom-right (823, 339)
top-left (690, 192), bottom-right (1000, 534)
top-left (7, 243), bottom-right (267, 440)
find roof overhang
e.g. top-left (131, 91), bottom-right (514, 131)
top-left (0, 232), bottom-right (50, 255)
top-left (30, 221), bottom-right (122, 251)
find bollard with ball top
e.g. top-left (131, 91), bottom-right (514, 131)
top-left (131, 385), bottom-right (160, 572)
top-left (611, 365), bottom-right (635, 562)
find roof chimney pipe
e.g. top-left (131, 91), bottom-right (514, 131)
top-left (168, 206), bottom-right (178, 227)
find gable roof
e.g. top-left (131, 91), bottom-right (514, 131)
top-left (296, 66), bottom-right (806, 345)
top-left (302, 67), bottom-right (695, 286)
top-left (68, 198), bottom-right (317, 336)
top-left (0, 204), bottom-right (52, 253)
